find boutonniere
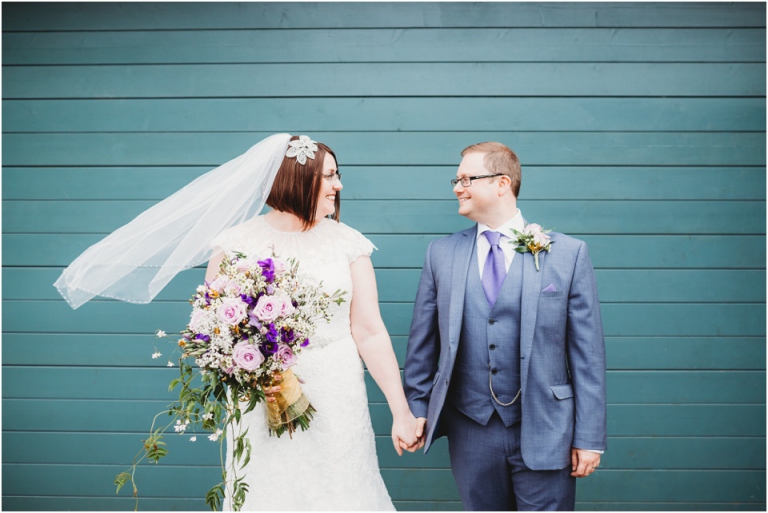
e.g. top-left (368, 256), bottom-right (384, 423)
top-left (510, 223), bottom-right (555, 271)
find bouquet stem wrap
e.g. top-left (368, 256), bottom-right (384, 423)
top-left (266, 368), bottom-right (315, 437)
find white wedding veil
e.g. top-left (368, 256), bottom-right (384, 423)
top-left (54, 133), bottom-right (292, 309)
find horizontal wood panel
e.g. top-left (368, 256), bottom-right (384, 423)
top-left (5, 199), bottom-right (765, 235)
top-left (4, 132), bottom-right (764, 167)
top-left (5, 267), bottom-right (766, 303)
top-left (6, 98), bottom-right (766, 132)
top-left (3, 300), bottom-right (766, 337)
top-left (8, 234), bottom-right (764, 269)
top-left (4, 166), bottom-right (765, 201)
top-left (4, 432), bottom-right (764, 470)
top-left (577, 503), bottom-right (765, 512)
top-left (4, 28), bottom-right (765, 65)
top-left (1, 497), bottom-right (763, 512)
top-left (2, 366), bottom-right (764, 404)
top-left (1, 464), bottom-right (763, 502)
top-left (4, 2), bottom-right (765, 30)
top-left (4, 400), bottom-right (764, 437)
top-left (4, 63), bottom-right (765, 99)
top-left (3, 332), bottom-right (764, 371)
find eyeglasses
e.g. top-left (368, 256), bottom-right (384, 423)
top-left (321, 171), bottom-right (342, 183)
top-left (451, 174), bottom-right (504, 188)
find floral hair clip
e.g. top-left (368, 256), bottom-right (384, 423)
top-left (286, 135), bottom-right (318, 165)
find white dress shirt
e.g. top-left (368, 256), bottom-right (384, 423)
top-left (476, 209), bottom-right (525, 277)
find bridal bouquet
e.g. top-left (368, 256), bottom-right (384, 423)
top-left (115, 251), bottom-right (345, 511)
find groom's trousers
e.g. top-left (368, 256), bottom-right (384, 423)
top-left (444, 403), bottom-right (576, 511)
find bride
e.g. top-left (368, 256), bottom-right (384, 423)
top-left (209, 136), bottom-right (418, 510)
top-left (55, 134), bottom-right (420, 510)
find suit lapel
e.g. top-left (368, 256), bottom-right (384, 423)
top-left (448, 227), bottom-right (476, 352)
top-left (520, 247), bottom-right (544, 391)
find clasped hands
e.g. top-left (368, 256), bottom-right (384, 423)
top-left (391, 416), bottom-right (427, 456)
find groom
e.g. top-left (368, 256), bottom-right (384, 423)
top-left (404, 142), bottom-right (607, 510)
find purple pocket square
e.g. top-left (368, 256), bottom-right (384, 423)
top-left (542, 284), bottom-right (557, 293)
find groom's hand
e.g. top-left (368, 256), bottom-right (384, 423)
top-left (413, 418), bottom-right (427, 451)
top-left (570, 447), bottom-right (601, 478)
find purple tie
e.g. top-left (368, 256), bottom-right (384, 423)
top-left (482, 231), bottom-right (506, 307)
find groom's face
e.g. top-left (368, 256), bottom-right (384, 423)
top-left (455, 152), bottom-right (498, 223)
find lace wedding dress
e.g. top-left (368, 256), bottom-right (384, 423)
top-left (211, 216), bottom-right (395, 511)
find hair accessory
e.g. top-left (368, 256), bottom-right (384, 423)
top-left (285, 135), bottom-right (318, 165)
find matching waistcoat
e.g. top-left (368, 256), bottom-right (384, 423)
top-left (448, 237), bottom-right (524, 427)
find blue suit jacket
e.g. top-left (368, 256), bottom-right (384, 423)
top-left (404, 225), bottom-right (607, 470)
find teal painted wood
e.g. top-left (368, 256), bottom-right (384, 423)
top-left (2, 2), bottom-right (765, 510)
top-left (4, 132), bottom-right (765, 166)
top-left (3, 331), bottom-right (766, 370)
top-left (4, 63), bottom-right (766, 99)
top-left (3, 400), bottom-right (764, 437)
top-left (5, 267), bottom-right (766, 303)
top-left (4, 432), bottom-right (765, 470)
top-left (4, 166), bottom-right (766, 201)
top-left (5, 199), bottom-right (765, 235)
top-left (7, 233), bottom-right (766, 269)
top-left (3, 300), bottom-right (766, 337)
top-left (2, 366), bottom-right (765, 404)
top-left (2, 464), bottom-right (765, 502)
top-left (2, 498), bottom-right (763, 512)
top-left (4, 28), bottom-right (765, 65)
top-left (5, 98), bottom-right (766, 132)
top-left (5, 234), bottom-right (766, 269)
top-left (4, 2), bottom-right (765, 30)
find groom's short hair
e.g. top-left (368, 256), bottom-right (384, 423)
top-left (461, 142), bottom-right (521, 198)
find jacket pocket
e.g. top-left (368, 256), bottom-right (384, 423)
top-left (550, 383), bottom-right (574, 400)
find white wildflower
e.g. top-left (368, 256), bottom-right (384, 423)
top-left (190, 436), bottom-right (197, 442)
top-left (174, 419), bottom-right (190, 433)
top-left (167, 361), bottom-right (175, 367)
top-left (208, 428), bottom-right (223, 442)
top-left (151, 350), bottom-right (162, 359)
top-left (202, 413), bottom-right (214, 421)
top-left (155, 329), bottom-right (167, 338)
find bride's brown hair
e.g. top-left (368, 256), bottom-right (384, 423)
top-left (266, 136), bottom-right (341, 231)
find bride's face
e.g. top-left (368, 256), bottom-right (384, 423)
top-left (316, 153), bottom-right (342, 219)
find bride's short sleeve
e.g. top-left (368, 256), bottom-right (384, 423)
top-left (337, 222), bottom-right (377, 263)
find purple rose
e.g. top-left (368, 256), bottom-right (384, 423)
top-left (276, 343), bottom-right (297, 369)
top-left (232, 341), bottom-right (264, 372)
top-left (217, 297), bottom-right (248, 325)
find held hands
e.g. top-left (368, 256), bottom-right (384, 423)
top-left (570, 447), bottom-right (601, 478)
top-left (391, 411), bottom-right (424, 456)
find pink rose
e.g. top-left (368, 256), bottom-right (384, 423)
top-left (524, 223), bottom-right (542, 236)
top-left (272, 258), bottom-right (288, 276)
top-left (232, 341), bottom-right (264, 372)
top-left (254, 295), bottom-right (281, 322)
top-left (189, 309), bottom-right (207, 332)
top-left (209, 276), bottom-right (229, 293)
top-left (235, 258), bottom-right (256, 273)
top-left (278, 295), bottom-right (295, 317)
top-left (276, 343), bottom-right (297, 369)
top-left (217, 297), bottom-right (248, 325)
top-left (223, 281), bottom-right (241, 295)
top-left (533, 231), bottom-right (551, 246)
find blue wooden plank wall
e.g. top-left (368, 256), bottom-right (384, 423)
top-left (2, 2), bottom-right (766, 511)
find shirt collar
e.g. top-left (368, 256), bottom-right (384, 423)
top-left (477, 209), bottom-right (524, 240)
